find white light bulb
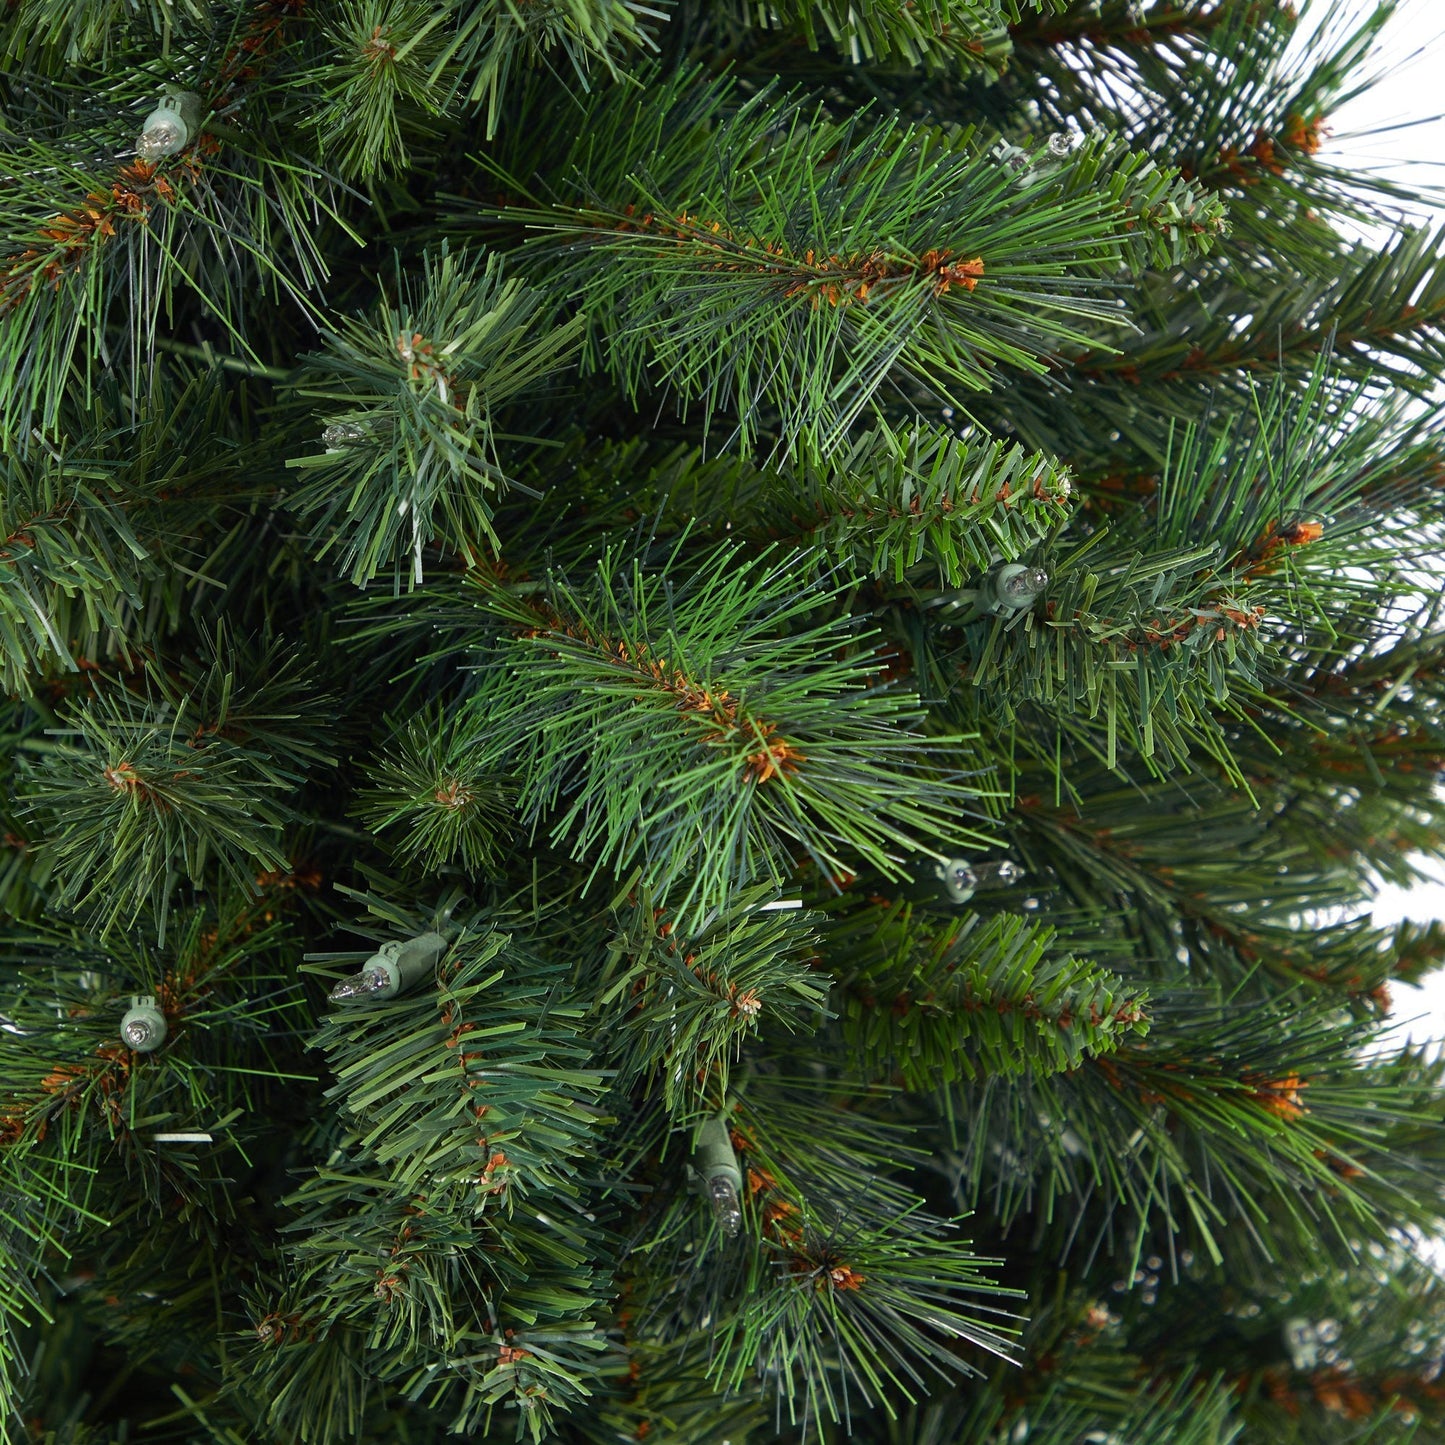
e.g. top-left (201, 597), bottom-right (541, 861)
top-left (137, 117), bottom-right (187, 163)
top-left (122, 1016), bottom-right (154, 1048)
top-left (998, 566), bottom-right (1049, 604)
top-left (328, 965), bottom-right (391, 1002)
top-left (322, 422), bottom-right (365, 449)
top-left (708, 1175), bottom-right (742, 1237)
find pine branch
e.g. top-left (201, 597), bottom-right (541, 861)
top-left (895, 1370), bottom-right (1244, 1445)
top-left (15, 635), bottom-right (333, 941)
top-left (285, 900), bottom-right (615, 1437)
top-left (461, 541), bottom-right (999, 928)
top-left (466, 71), bottom-right (1223, 456)
top-left (412, 0), bottom-right (671, 140)
top-left (0, 13), bottom-right (354, 436)
top-left (719, 0), bottom-right (1068, 74)
top-left (596, 885), bottom-right (830, 1117)
top-left (955, 1002), bottom-right (1445, 1271)
top-left (0, 888), bottom-right (313, 1420)
top-left (353, 700), bottom-right (517, 873)
top-left (1, 0), bottom-right (211, 65)
top-left (823, 897), bottom-right (1148, 1087)
top-left (306, 0), bottom-right (451, 180)
top-left (615, 1082), bottom-right (1022, 1432)
top-left (284, 245), bottom-right (584, 588)
top-left (942, 363), bottom-right (1433, 777)
top-left (529, 423), bottom-right (1075, 588)
top-left (581, 1335), bottom-right (770, 1443)
top-left (0, 371), bottom-right (264, 697)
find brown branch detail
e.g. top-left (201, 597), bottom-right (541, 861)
top-left (209, 0), bottom-right (309, 107)
top-left (1206, 115), bottom-right (1327, 186)
top-left (1231, 517), bottom-right (1324, 578)
top-left (1039, 596), bottom-right (1266, 653)
top-left (0, 151), bottom-right (215, 315)
top-left (619, 905), bottom-right (767, 1045)
top-left (605, 206), bottom-right (984, 308)
top-left (1247, 1362), bottom-right (1445, 1422)
top-left (512, 595), bottom-right (805, 784)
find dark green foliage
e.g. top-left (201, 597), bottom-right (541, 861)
top-left (462, 541), bottom-right (996, 926)
top-left (0, 374), bottom-right (254, 693)
top-left (598, 885), bottom-right (830, 1115)
top-left (278, 898), bottom-right (614, 1439)
top-left (355, 702), bottom-right (518, 874)
top-left (0, 21), bottom-right (353, 436)
top-left (4, 0), bottom-right (1445, 1442)
top-left (284, 246), bottom-right (585, 587)
top-left (470, 72), bottom-right (1223, 455)
top-left (16, 637), bottom-right (332, 941)
top-left (308, 0), bottom-right (451, 178)
top-left (544, 422), bottom-right (1075, 586)
top-left (824, 897), bottom-right (1148, 1086)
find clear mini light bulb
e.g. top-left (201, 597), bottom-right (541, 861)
top-left (136, 89), bottom-right (204, 164)
top-left (328, 932), bottom-right (449, 1004)
top-left (934, 562), bottom-right (1050, 624)
top-left (692, 1111), bottom-right (744, 1239)
top-left (322, 422), bottom-right (366, 450)
top-left (707, 1174), bottom-right (743, 1238)
top-left (988, 563), bottom-right (1049, 611)
top-left (932, 857), bottom-right (1023, 906)
top-left (120, 995), bottom-right (168, 1052)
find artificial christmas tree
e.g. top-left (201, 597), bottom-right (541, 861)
top-left (4, 0), bottom-right (1445, 1440)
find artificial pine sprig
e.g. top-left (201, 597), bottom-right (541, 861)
top-left (616, 1083), bottom-right (1021, 1431)
top-left (597, 884), bottom-right (831, 1116)
top-left (307, 0), bottom-right (450, 180)
top-left (823, 897), bottom-right (1149, 1087)
top-left (721, 0), bottom-right (1060, 73)
top-left (16, 636), bottom-right (333, 941)
top-left (0, 439), bottom-right (150, 695)
top-left (0, 0), bottom-right (211, 62)
top-left (353, 700), bottom-right (517, 874)
top-left (462, 540), bottom-right (999, 928)
top-left (0, 14), bottom-right (351, 437)
top-left (0, 889), bottom-right (313, 1419)
top-left (535, 422), bottom-right (1076, 587)
top-left (285, 905), bottom-right (614, 1439)
top-left (954, 999), bottom-right (1445, 1272)
top-left (0, 369), bottom-right (274, 695)
top-left (3, 0), bottom-right (1445, 1437)
top-left (710, 1202), bottom-right (1020, 1429)
top-left (943, 362), bottom-right (1432, 778)
top-left (285, 245), bottom-right (584, 587)
top-left (389, 0), bottom-right (674, 142)
top-left (470, 71), bottom-right (1222, 455)
top-left (302, 916), bottom-right (609, 1205)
